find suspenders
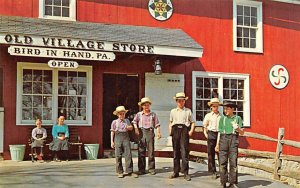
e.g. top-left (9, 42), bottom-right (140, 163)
top-left (222, 116), bottom-right (239, 134)
top-left (138, 112), bottom-right (154, 129)
top-left (115, 119), bottom-right (130, 131)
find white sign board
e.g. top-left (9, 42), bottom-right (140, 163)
top-left (8, 45), bottom-right (116, 61)
top-left (269, 64), bottom-right (289, 90)
top-left (48, 60), bottom-right (79, 69)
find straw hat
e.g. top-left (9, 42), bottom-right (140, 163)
top-left (138, 97), bottom-right (152, 106)
top-left (173, 92), bottom-right (189, 100)
top-left (113, 106), bottom-right (129, 116)
top-left (207, 98), bottom-right (222, 106)
top-left (222, 101), bottom-right (238, 108)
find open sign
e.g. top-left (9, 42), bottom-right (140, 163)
top-left (48, 60), bottom-right (79, 69)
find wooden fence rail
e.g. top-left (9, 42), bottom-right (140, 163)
top-left (189, 128), bottom-right (300, 181)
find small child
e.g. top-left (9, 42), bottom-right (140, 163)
top-left (31, 119), bottom-right (47, 162)
top-left (111, 106), bottom-right (138, 178)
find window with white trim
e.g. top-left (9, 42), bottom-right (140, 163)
top-left (17, 63), bottom-right (92, 125)
top-left (233, 0), bottom-right (263, 53)
top-left (192, 71), bottom-right (250, 127)
top-left (39, 0), bottom-right (76, 21)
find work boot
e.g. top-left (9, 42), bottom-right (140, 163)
top-left (127, 173), bottom-right (139, 178)
top-left (184, 174), bottom-right (191, 181)
top-left (117, 173), bottom-right (124, 178)
top-left (149, 170), bottom-right (156, 175)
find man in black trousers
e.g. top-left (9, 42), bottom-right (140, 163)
top-left (168, 92), bottom-right (195, 181)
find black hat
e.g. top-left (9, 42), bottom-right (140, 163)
top-left (222, 101), bottom-right (238, 108)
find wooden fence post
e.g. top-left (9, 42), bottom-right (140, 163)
top-left (273, 128), bottom-right (284, 180)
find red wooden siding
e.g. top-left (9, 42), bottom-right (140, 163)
top-left (0, 0), bottom-right (299, 156)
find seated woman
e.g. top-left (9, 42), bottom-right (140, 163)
top-left (49, 116), bottom-right (70, 162)
top-left (31, 119), bottom-right (47, 162)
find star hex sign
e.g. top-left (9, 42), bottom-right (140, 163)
top-left (269, 64), bottom-right (289, 90)
top-left (148, 0), bottom-right (173, 21)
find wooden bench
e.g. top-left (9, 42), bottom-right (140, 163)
top-left (28, 126), bottom-right (83, 161)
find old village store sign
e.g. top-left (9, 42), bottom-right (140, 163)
top-left (2, 34), bottom-right (155, 59)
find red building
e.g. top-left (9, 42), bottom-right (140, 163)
top-left (0, 0), bottom-right (299, 159)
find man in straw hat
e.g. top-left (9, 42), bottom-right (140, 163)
top-left (169, 92), bottom-right (195, 181)
top-left (217, 101), bottom-right (244, 188)
top-left (111, 106), bottom-right (138, 178)
top-left (132, 97), bottom-right (161, 175)
top-left (203, 98), bottom-right (222, 179)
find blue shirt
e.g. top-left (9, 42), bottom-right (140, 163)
top-left (52, 124), bottom-right (69, 138)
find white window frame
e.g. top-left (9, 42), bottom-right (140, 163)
top-left (39, 0), bottom-right (76, 21)
top-left (16, 62), bottom-right (92, 126)
top-left (192, 71), bottom-right (250, 127)
top-left (233, 0), bottom-right (263, 53)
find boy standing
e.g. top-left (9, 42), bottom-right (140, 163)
top-left (169, 92), bottom-right (195, 181)
top-left (133, 97), bottom-right (161, 175)
top-left (217, 101), bottom-right (244, 188)
top-left (203, 98), bottom-right (222, 179)
top-left (111, 106), bottom-right (138, 178)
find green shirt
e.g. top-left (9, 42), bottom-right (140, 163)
top-left (218, 115), bottom-right (243, 134)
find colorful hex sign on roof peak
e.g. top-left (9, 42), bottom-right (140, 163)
top-left (269, 65), bottom-right (289, 90)
top-left (148, 0), bottom-right (173, 21)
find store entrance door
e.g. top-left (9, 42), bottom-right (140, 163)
top-left (103, 74), bottom-right (139, 149)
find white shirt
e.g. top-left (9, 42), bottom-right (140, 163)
top-left (170, 107), bottom-right (195, 127)
top-left (203, 111), bottom-right (221, 132)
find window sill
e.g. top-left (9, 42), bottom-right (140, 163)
top-left (234, 48), bottom-right (263, 54)
top-left (39, 16), bottom-right (76, 22)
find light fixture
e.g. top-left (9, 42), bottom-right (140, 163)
top-left (153, 59), bottom-right (162, 75)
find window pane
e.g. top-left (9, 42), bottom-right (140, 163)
top-left (244, 6), bottom-right (250, 16)
top-left (237, 5), bottom-right (243, 15)
top-left (243, 28), bottom-right (249, 38)
top-left (58, 96), bottom-right (67, 108)
top-left (196, 88), bottom-right (203, 98)
top-left (211, 78), bottom-right (218, 88)
top-left (43, 108), bottom-right (52, 120)
top-left (54, 0), bottom-right (61, 6)
top-left (243, 38), bottom-right (249, 48)
top-left (223, 79), bottom-right (230, 88)
top-left (43, 70), bottom-right (52, 82)
top-left (196, 111), bottom-right (203, 122)
top-left (23, 82), bottom-right (32, 94)
top-left (250, 29), bottom-right (256, 38)
top-left (196, 78), bottom-right (203, 87)
top-left (45, 0), bottom-right (53, 5)
top-left (77, 109), bottom-right (86, 120)
top-left (68, 96), bottom-right (77, 108)
top-left (58, 83), bottom-right (68, 95)
top-left (212, 89), bottom-right (218, 98)
top-left (68, 84), bottom-right (77, 95)
top-left (196, 100), bottom-right (203, 110)
top-left (78, 72), bottom-right (87, 83)
top-left (237, 102), bottom-right (244, 111)
top-left (237, 16), bottom-right (243, 25)
top-left (78, 84), bottom-right (87, 95)
top-left (77, 97), bottom-right (86, 108)
top-left (53, 6), bottom-right (61, 16)
top-left (33, 70), bottom-right (42, 81)
top-left (204, 78), bottom-right (210, 88)
top-left (251, 17), bottom-right (257, 27)
top-left (43, 96), bottom-right (52, 108)
top-left (238, 90), bottom-right (244, 100)
top-left (244, 16), bottom-right (250, 26)
top-left (22, 108), bottom-right (32, 120)
top-left (231, 90), bottom-right (237, 100)
top-left (33, 82), bottom-right (43, 94)
top-left (250, 39), bottom-right (256, 48)
top-left (45, 6), bottom-right (53, 16)
top-left (251, 7), bottom-right (257, 17)
top-left (238, 80), bottom-right (244, 89)
top-left (33, 108), bottom-right (42, 119)
top-left (62, 0), bottom-right (69, 6)
top-left (43, 83), bottom-right (52, 94)
top-left (33, 96), bottom-right (42, 107)
top-left (237, 27), bottom-right (243, 37)
top-left (204, 89), bottom-right (211, 98)
top-left (67, 108), bottom-right (76, 120)
top-left (59, 71), bottom-right (68, 82)
top-left (62, 7), bottom-right (69, 17)
top-left (237, 38), bottom-right (243, 47)
top-left (231, 80), bottom-right (237, 89)
top-left (23, 69), bottom-right (32, 81)
top-left (224, 89), bottom-right (230, 99)
top-left (22, 95), bottom-right (32, 107)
